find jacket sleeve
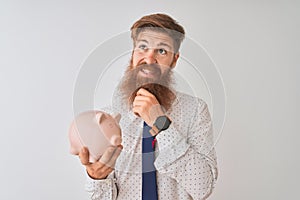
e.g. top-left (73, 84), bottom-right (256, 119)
top-left (85, 171), bottom-right (118, 200)
top-left (154, 99), bottom-right (218, 200)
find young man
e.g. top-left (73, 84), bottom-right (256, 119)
top-left (78, 13), bottom-right (218, 200)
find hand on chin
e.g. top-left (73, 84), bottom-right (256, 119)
top-left (132, 88), bottom-right (164, 126)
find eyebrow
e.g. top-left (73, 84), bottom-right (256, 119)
top-left (136, 39), bottom-right (172, 50)
top-left (157, 42), bottom-right (172, 50)
top-left (136, 39), bottom-right (149, 44)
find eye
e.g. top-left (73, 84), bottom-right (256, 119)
top-left (158, 48), bottom-right (167, 55)
top-left (138, 44), bottom-right (148, 50)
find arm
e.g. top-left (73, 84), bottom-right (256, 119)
top-left (154, 99), bottom-right (218, 200)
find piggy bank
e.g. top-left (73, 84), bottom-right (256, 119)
top-left (68, 110), bottom-right (122, 163)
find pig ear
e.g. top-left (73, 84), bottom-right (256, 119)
top-left (113, 113), bottom-right (121, 123)
top-left (96, 113), bottom-right (106, 124)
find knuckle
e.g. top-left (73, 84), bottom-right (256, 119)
top-left (88, 168), bottom-right (95, 175)
top-left (141, 107), bottom-right (146, 113)
top-left (107, 146), bottom-right (115, 153)
top-left (99, 168), bottom-right (107, 174)
top-left (145, 99), bottom-right (152, 104)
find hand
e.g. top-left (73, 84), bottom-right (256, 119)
top-left (132, 88), bottom-right (164, 126)
top-left (79, 145), bottom-right (122, 179)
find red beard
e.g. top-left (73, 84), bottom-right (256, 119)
top-left (118, 63), bottom-right (176, 112)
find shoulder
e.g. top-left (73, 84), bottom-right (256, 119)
top-left (167, 91), bottom-right (209, 120)
top-left (175, 91), bottom-right (207, 109)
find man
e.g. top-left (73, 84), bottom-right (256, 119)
top-left (78, 13), bottom-right (218, 200)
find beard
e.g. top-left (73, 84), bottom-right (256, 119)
top-left (118, 62), bottom-right (176, 112)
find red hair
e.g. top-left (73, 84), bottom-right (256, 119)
top-left (130, 13), bottom-right (185, 53)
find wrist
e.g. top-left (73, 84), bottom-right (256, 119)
top-left (150, 115), bottom-right (172, 136)
top-left (86, 170), bottom-right (108, 180)
top-left (149, 104), bottom-right (165, 125)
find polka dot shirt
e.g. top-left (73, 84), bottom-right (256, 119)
top-left (85, 92), bottom-right (218, 200)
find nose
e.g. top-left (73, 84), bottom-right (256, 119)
top-left (143, 49), bottom-right (157, 64)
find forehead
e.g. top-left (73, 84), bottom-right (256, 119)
top-left (136, 30), bottom-right (174, 51)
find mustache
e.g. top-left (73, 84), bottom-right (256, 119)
top-left (135, 63), bottom-right (162, 76)
top-left (118, 62), bottom-right (175, 111)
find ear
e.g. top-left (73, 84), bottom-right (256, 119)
top-left (96, 113), bottom-right (106, 124)
top-left (113, 113), bottom-right (121, 123)
top-left (171, 52), bottom-right (180, 68)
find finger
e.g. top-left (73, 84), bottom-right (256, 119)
top-left (133, 95), bottom-right (151, 102)
top-left (134, 93), bottom-right (159, 106)
top-left (133, 98), bottom-right (159, 108)
top-left (93, 166), bottom-right (114, 179)
top-left (137, 88), bottom-right (154, 97)
top-left (86, 162), bottom-right (111, 179)
top-left (99, 146), bottom-right (117, 164)
top-left (79, 147), bottom-right (90, 166)
top-left (132, 106), bottom-right (143, 116)
top-left (132, 99), bottom-right (146, 107)
top-left (86, 146), bottom-right (123, 179)
top-left (106, 145), bottom-right (123, 168)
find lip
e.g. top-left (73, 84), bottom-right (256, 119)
top-left (142, 68), bottom-right (154, 75)
top-left (138, 69), bottom-right (155, 78)
top-left (138, 66), bottom-right (160, 78)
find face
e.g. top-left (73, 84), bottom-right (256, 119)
top-left (131, 30), bottom-right (179, 81)
top-left (118, 30), bottom-right (179, 110)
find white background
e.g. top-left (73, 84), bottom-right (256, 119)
top-left (1, 0), bottom-right (299, 199)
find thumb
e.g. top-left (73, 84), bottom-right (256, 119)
top-left (79, 147), bottom-right (90, 166)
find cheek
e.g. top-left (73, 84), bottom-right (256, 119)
top-left (160, 56), bottom-right (175, 68)
top-left (159, 57), bottom-right (175, 74)
top-left (132, 51), bottom-right (143, 66)
top-left (160, 66), bottom-right (171, 76)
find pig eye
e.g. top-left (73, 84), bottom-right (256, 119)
top-left (109, 123), bottom-right (113, 128)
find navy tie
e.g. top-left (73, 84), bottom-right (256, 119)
top-left (142, 122), bottom-right (158, 200)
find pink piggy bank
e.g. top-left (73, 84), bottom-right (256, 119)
top-left (68, 110), bottom-right (122, 163)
